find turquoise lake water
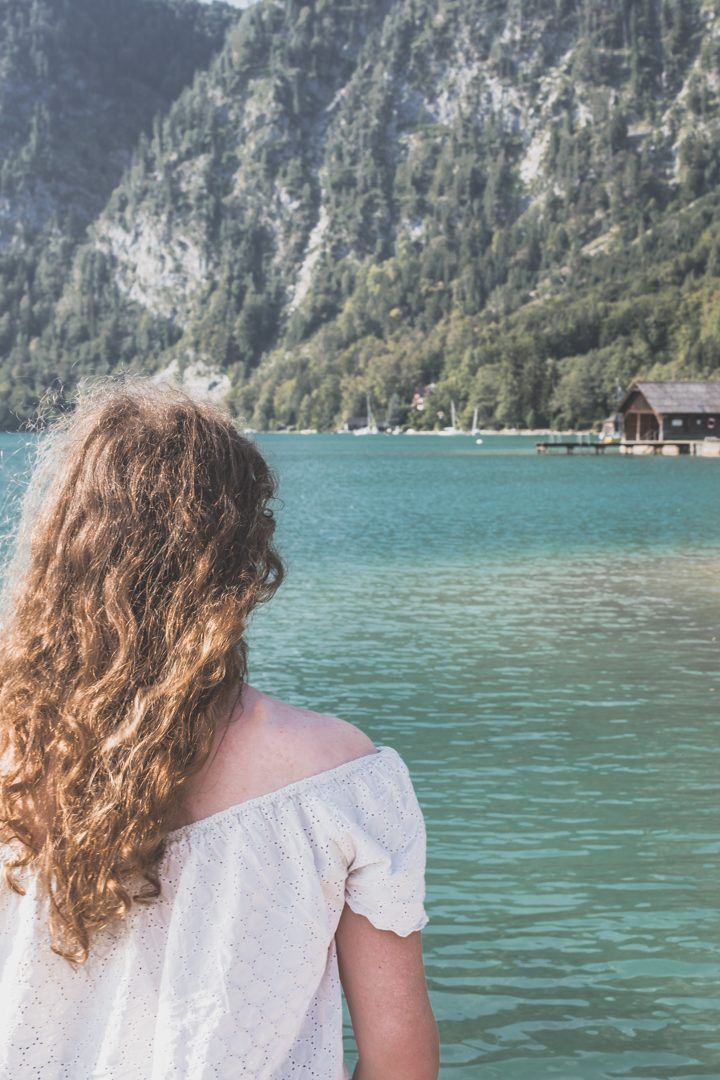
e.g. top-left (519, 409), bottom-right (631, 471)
top-left (1, 431), bottom-right (719, 1078)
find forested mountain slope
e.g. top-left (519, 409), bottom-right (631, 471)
top-left (2, 0), bottom-right (719, 430)
top-left (0, 0), bottom-right (236, 423)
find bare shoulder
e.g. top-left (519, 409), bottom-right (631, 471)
top-left (178, 686), bottom-right (378, 822)
top-left (257, 689), bottom-right (376, 776)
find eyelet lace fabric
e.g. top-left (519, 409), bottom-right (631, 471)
top-left (0, 745), bottom-right (429, 1079)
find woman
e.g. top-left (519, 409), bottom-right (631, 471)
top-left (0, 376), bottom-right (438, 1079)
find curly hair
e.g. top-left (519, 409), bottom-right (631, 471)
top-left (0, 374), bottom-right (284, 963)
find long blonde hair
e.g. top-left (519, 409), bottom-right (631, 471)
top-left (0, 375), bottom-right (284, 963)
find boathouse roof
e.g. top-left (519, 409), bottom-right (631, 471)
top-left (619, 380), bottom-right (720, 415)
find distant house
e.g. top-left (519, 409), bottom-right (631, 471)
top-left (618, 381), bottom-right (720, 441)
top-left (341, 415), bottom-right (390, 432)
top-left (341, 415), bottom-right (369, 432)
top-left (599, 412), bottom-right (622, 442)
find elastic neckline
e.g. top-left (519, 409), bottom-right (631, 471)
top-left (165, 743), bottom-right (396, 844)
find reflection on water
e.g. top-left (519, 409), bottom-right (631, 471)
top-left (250, 435), bottom-right (720, 1079)
top-left (2, 432), bottom-right (719, 1077)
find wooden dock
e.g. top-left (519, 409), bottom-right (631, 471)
top-left (617, 440), bottom-right (720, 456)
top-left (536, 439), bottom-right (720, 456)
top-left (536, 441), bottom-right (618, 454)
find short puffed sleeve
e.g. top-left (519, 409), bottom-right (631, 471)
top-left (341, 747), bottom-right (429, 936)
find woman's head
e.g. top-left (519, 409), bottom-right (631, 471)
top-left (0, 374), bottom-right (284, 962)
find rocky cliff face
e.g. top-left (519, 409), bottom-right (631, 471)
top-left (0, 0), bottom-right (237, 422)
top-left (0, 0), bottom-right (234, 247)
top-left (85, 1), bottom-right (394, 325)
top-left (1, 0), bottom-right (719, 428)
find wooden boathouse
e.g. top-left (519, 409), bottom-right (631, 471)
top-left (616, 380), bottom-right (720, 455)
top-left (537, 380), bottom-right (720, 455)
top-left (619, 380), bottom-right (720, 441)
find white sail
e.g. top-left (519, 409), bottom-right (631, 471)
top-left (439, 398), bottom-right (462, 435)
top-left (353, 392), bottom-right (379, 435)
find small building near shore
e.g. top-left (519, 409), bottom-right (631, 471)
top-left (341, 415), bottom-right (368, 432)
top-left (599, 412), bottom-right (622, 442)
top-left (340, 415), bottom-right (390, 432)
top-left (618, 380), bottom-right (720, 441)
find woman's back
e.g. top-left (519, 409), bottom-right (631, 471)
top-left (0, 378), bottom-right (438, 1078)
top-left (0, 686), bottom-right (432, 1079)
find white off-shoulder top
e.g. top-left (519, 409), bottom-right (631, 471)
top-left (0, 744), bottom-right (429, 1079)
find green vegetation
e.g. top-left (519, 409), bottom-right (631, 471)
top-left (0, 0), bottom-right (235, 426)
top-left (0, 0), bottom-right (718, 429)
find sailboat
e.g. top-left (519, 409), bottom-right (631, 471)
top-left (470, 406), bottom-right (479, 435)
top-left (438, 399), bottom-right (462, 435)
top-left (353, 392), bottom-right (379, 436)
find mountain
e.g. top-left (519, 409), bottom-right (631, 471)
top-left (0, 0), bottom-right (237, 423)
top-left (1, 0), bottom-right (719, 430)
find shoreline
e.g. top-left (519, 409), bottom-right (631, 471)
top-left (249, 427), bottom-right (598, 437)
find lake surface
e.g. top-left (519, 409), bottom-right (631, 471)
top-left (2, 431), bottom-right (719, 1078)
